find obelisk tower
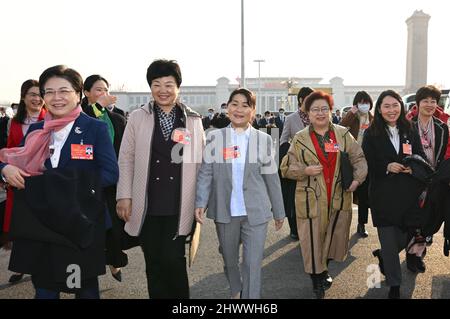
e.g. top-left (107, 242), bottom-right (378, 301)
top-left (405, 10), bottom-right (430, 94)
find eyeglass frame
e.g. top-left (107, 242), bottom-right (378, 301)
top-left (25, 92), bottom-right (42, 98)
top-left (309, 107), bottom-right (330, 114)
top-left (41, 89), bottom-right (76, 98)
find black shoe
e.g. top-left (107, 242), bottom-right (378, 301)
top-left (357, 223), bottom-right (369, 238)
top-left (289, 232), bottom-right (299, 241)
top-left (388, 286), bottom-right (400, 299)
top-left (111, 269), bottom-right (122, 282)
top-left (8, 273), bottom-right (24, 283)
top-left (313, 287), bottom-right (325, 299)
top-left (372, 249), bottom-right (385, 275)
top-left (321, 271), bottom-right (333, 290)
top-left (311, 274), bottom-right (325, 299)
top-left (406, 253), bottom-right (417, 273)
top-left (415, 256), bottom-right (426, 273)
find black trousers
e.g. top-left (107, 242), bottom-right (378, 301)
top-left (356, 179), bottom-right (370, 225)
top-left (139, 214), bottom-right (189, 299)
top-left (281, 177), bottom-right (298, 236)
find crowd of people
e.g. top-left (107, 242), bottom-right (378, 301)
top-left (0, 59), bottom-right (449, 300)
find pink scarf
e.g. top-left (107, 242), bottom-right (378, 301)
top-left (0, 106), bottom-right (82, 176)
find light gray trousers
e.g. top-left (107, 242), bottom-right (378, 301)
top-left (216, 216), bottom-right (268, 299)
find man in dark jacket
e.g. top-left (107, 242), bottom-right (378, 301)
top-left (210, 103), bottom-right (230, 128)
top-left (274, 108), bottom-right (286, 136)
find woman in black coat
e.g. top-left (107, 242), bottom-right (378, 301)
top-left (82, 74), bottom-right (138, 282)
top-left (362, 90), bottom-right (427, 299)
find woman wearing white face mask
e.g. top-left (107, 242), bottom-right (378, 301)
top-left (340, 91), bottom-right (374, 238)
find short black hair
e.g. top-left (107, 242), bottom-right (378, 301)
top-left (415, 85), bottom-right (441, 105)
top-left (227, 88), bottom-right (256, 109)
top-left (84, 74), bottom-right (109, 92)
top-left (279, 108), bottom-right (285, 112)
top-left (353, 91), bottom-right (373, 110)
top-left (146, 59), bottom-right (182, 88)
top-left (297, 87), bottom-right (314, 105)
top-left (81, 74), bottom-right (110, 108)
top-left (264, 111), bottom-right (271, 115)
top-left (39, 65), bottom-right (83, 100)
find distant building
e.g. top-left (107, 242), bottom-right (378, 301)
top-left (112, 76), bottom-right (404, 115)
top-left (113, 10), bottom-right (432, 115)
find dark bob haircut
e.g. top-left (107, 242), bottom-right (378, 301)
top-left (297, 87), bottom-right (314, 105)
top-left (39, 65), bottom-right (83, 101)
top-left (415, 85), bottom-right (441, 106)
top-left (146, 59), bottom-right (182, 88)
top-left (227, 88), bottom-right (256, 109)
top-left (353, 91), bottom-right (373, 110)
top-left (83, 74), bottom-right (109, 92)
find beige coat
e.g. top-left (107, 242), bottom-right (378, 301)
top-left (116, 102), bottom-right (205, 237)
top-left (280, 124), bottom-right (367, 273)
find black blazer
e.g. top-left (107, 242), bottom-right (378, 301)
top-left (274, 116), bottom-right (285, 135)
top-left (82, 102), bottom-right (126, 156)
top-left (81, 102), bottom-right (139, 252)
top-left (422, 159), bottom-right (450, 239)
top-left (112, 106), bottom-right (125, 117)
top-left (362, 126), bottom-right (427, 227)
top-left (9, 169), bottom-right (106, 290)
top-left (411, 116), bottom-right (449, 168)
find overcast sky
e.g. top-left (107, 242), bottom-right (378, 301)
top-left (1, 0), bottom-right (449, 102)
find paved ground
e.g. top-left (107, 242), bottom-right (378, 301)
top-left (1, 206), bottom-right (450, 299)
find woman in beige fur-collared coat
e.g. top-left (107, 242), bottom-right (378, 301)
top-left (281, 91), bottom-right (367, 299)
top-left (116, 59), bottom-right (204, 299)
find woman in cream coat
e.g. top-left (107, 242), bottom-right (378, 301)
top-left (281, 91), bottom-right (367, 299)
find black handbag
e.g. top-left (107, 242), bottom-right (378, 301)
top-left (340, 137), bottom-right (353, 190)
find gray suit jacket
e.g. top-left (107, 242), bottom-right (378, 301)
top-left (195, 126), bottom-right (285, 225)
top-left (280, 111), bottom-right (307, 145)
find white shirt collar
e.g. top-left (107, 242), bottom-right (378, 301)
top-left (229, 124), bottom-right (251, 137)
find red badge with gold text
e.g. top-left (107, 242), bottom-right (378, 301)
top-left (71, 144), bottom-right (94, 160)
top-left (324, 142), bottom-right (339, 153)
top-left (172, 128), bottom-right (191, 145)
top-left (223, 146), bottom-right (240, 160)
top-left (402, 143), bottom-right (412, 155)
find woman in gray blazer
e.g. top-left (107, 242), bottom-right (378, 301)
top-left (195, 88), bottom-right (285, 299)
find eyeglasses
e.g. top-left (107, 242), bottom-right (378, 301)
top-left (26, 92), bottom-right (41, 98)
top-left (42, 89), bottom-right (76, 98)
top-left (309, 107), bottom-right (330, 114)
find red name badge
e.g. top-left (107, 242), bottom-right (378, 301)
top-left (71, 144), bottom-right (94, 160)
top-left (402, 143), bottom-right (412, 155)
top-left (324, 142), bottom-right (339, 153)
top-left (223, 146), bottom-right (240, 160)
top-left (172, 129), bottom-right (191, 145)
